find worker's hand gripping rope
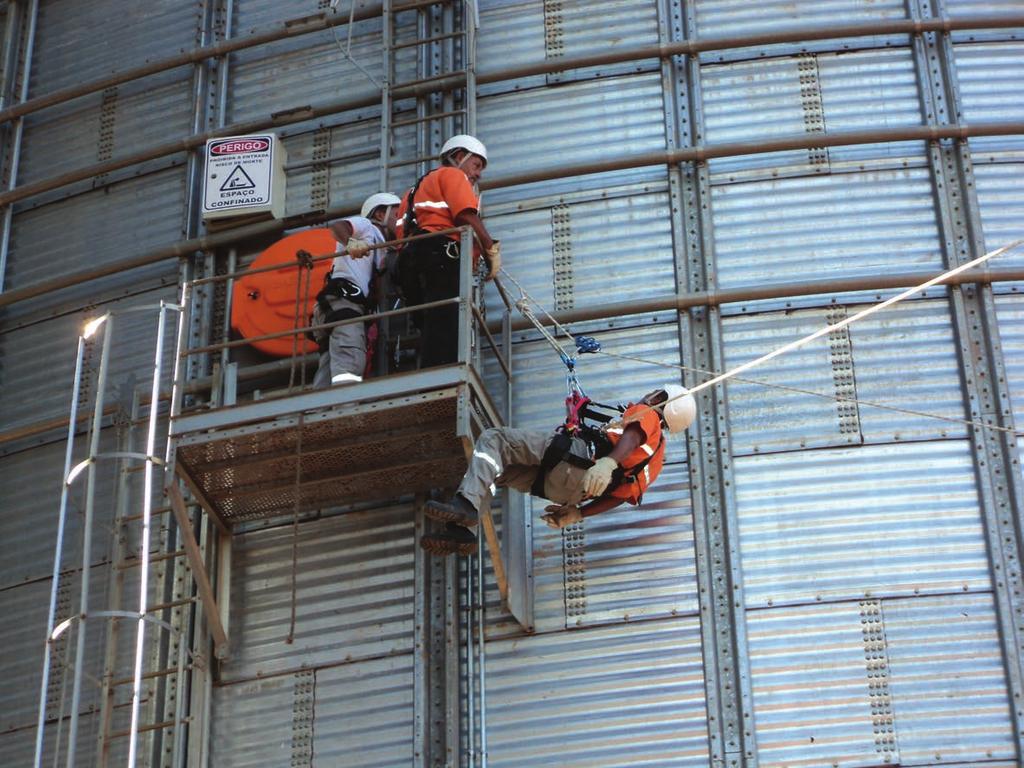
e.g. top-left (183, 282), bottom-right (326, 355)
top-left (346, 237), bottom-right (370, 258)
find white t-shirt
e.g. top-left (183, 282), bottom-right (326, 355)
top-left (329, 215), bottom-right (386, 296)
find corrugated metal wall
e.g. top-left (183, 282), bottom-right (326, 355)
top-left (1, 1), bottom-right (1022, 766)
top-left (210, 506), bottom-right (417, 767)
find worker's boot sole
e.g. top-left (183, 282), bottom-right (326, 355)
top-left (420, 532), bottom-right (478, 557)
top-left (424, 498), bottom-right (478, 527)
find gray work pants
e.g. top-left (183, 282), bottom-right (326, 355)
top-left (458, 427), bottom-right (591, 514)
top-left (312, 296), bottom-right (366, 389)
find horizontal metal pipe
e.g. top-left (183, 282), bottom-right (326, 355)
top-left (183, 295), bottom-right (458, 356)
top-left (0, 206), bottom-right (341, 309)
top-left (1, 15), bottom-right (1021, 210)
top-left (189, 225), bottom-right (464, 286)
top-left (5, 12), bottom-right (1020, 131)
top-left (0, 3), bottom-right (385, 125)
top-left (488, 265), bottom-right (1024, 334)
top-left (482, 121), bottom-right (1024, 191)
top-left (3, 119), bottom-right (1021, 311)
top-left (0, 404), bottom-right (118, 447)
top-left (478, 15), bottom-right (1024, 85)
top-left (4, 265), bottom-right (1023, 446)
top-left (0, 96), bottom-right (382, 207)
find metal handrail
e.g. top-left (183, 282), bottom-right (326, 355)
top-left (188, 226), bottom-right (464, 287)
top-left (183, 295), bottom-right (459, 357)
top-left (173, 225), bottom-right (513, 407)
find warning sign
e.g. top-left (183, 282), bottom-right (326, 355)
top-left (221, 165), bottom-right (256, 191)
top-left (202, 134), bottom-right (286, 220)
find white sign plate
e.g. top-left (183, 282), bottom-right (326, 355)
top-left (203, 135), bottom-right (277, 215)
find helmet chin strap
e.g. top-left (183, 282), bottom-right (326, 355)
top-left (450, 151), bottom-right (481, 195)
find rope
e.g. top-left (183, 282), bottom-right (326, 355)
top-left (285, 411), bottom-right (304, 645)
top-left (285, 246), bottom-right (315, 643)
top-left (688, 239), bottom-right (1023, 396)
top-left (499, 238), bottom-right (1024, 436)
top-left (596, 347), bottom-right (1022, 437)
top-left (289, 251), bottom-right (316, 392)
top-left (508, 291), bottom-right (572, 365)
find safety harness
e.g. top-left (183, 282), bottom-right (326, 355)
top-left (401, 170), bottom-right (461, 259)
top-left (307, 273), bottom-right (373, 353)
top-left (529, 337), bottom-right (664, 502)
top-left (401, 172), bottom-right (428, 241)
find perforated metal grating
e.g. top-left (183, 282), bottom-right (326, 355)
top-left (176, 389), bottom-right (473, 526)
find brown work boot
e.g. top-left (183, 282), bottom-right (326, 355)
top-left (424, 495), bottom-right (478, 527)
top-left (420, 523), bottom-right (478, 557)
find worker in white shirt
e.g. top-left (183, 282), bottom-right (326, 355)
top-left (311, 192), bottom-right (401, 388)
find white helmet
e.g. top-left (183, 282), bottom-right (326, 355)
top-left (440, 134), bottom-right (488, 166)
top-left (360, 192), bottom-right (401, 219)
top-left (661, 384), bottom-right (697, 434)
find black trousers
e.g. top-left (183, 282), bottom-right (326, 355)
top-left (399, 236), bottom-right (462, 368)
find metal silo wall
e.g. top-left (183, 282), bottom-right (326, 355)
top-left (478, 1), bottom-right (1020, 766)
top-left (0, 4), bottom-right (201, 764)
top-left (1, 1), bottom-right (1022, 767)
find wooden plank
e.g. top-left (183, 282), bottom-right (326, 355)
top-left (166, 483), bottom-right (230, 659)
top-left (479, 507), bottom-right (508, 606)
top-left (174, 462), bottom-right (230, 536)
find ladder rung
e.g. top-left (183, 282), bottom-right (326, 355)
top-left (108, 718), bottom-right (189, 740)
top-left (111, 665), bottom-right (192, 687)
top-left (390, 29), bottom-right (466, 51)
top-left (285, 149), bottom-right (378, 173)
top-left (116, 549), bottom-right (187, 570)
top-left (391, 108), bottom-right (465, 129)
top-left (393, 0), bottom-right (454, 13)
top-left (122, 505), bottom-right (172, 523)
top-left (146, 597), bottom-right (197, 613)
top-left (392, 68), bottom-right (467, 91)
top-left (387, 154), bottom-right (436, 169)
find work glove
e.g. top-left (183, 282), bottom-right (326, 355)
top-left (346, 237), bottom-right (370, 258)
top-left (582, 456), bottom-right (617, 498)
top-left (484, 240), bottom-right (501, 281)
top-left (542, 504), bottom-right (582, 529)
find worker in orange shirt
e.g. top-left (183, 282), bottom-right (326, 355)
top-left (395, 134), bottom-right (500, 368)
top-left (419, 385), bottom-right (697, 556)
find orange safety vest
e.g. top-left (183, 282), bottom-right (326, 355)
top-left (605, 404), bottom-right (666, 504)
top-left (396, 166), bottom-right (481, 253)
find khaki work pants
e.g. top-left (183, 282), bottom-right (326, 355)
top-left (457, 427), bottom-right (591, 513)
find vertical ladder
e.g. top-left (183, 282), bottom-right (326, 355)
top-left (380, 0), bottom-right (478, 191)
top-left (33, 304), bottom-right (199, 768)
top-left (95, 402), bottom-right (196, 768)
top-left (378, 0), bottom-right (479, 372)
top-left (380, 5), bottom-right (486, 764)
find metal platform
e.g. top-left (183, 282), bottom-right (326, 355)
top-left (171, 364), bottom-right (502, 529)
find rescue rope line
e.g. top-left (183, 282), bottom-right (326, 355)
top-left (286, 252), bottom-right (315, 643)
top-left (499, 238), bottom-right (1024, 436)
top-left (509, 293), bottom-right (573, 365)
top-left (595, 347), bottom-right (1023, 437)
top-left (685, 239), bottom-right (1023, 396)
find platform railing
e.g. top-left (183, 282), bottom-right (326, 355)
top-left (173, 225), bottom-right (512, 415)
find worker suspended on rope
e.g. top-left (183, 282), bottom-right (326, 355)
top-left (420, 336), bottom-right (697, 556)
top-left (394, 134), bottom-right (501, 369)
top-left (310, 192), bottom-right (401, 388)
